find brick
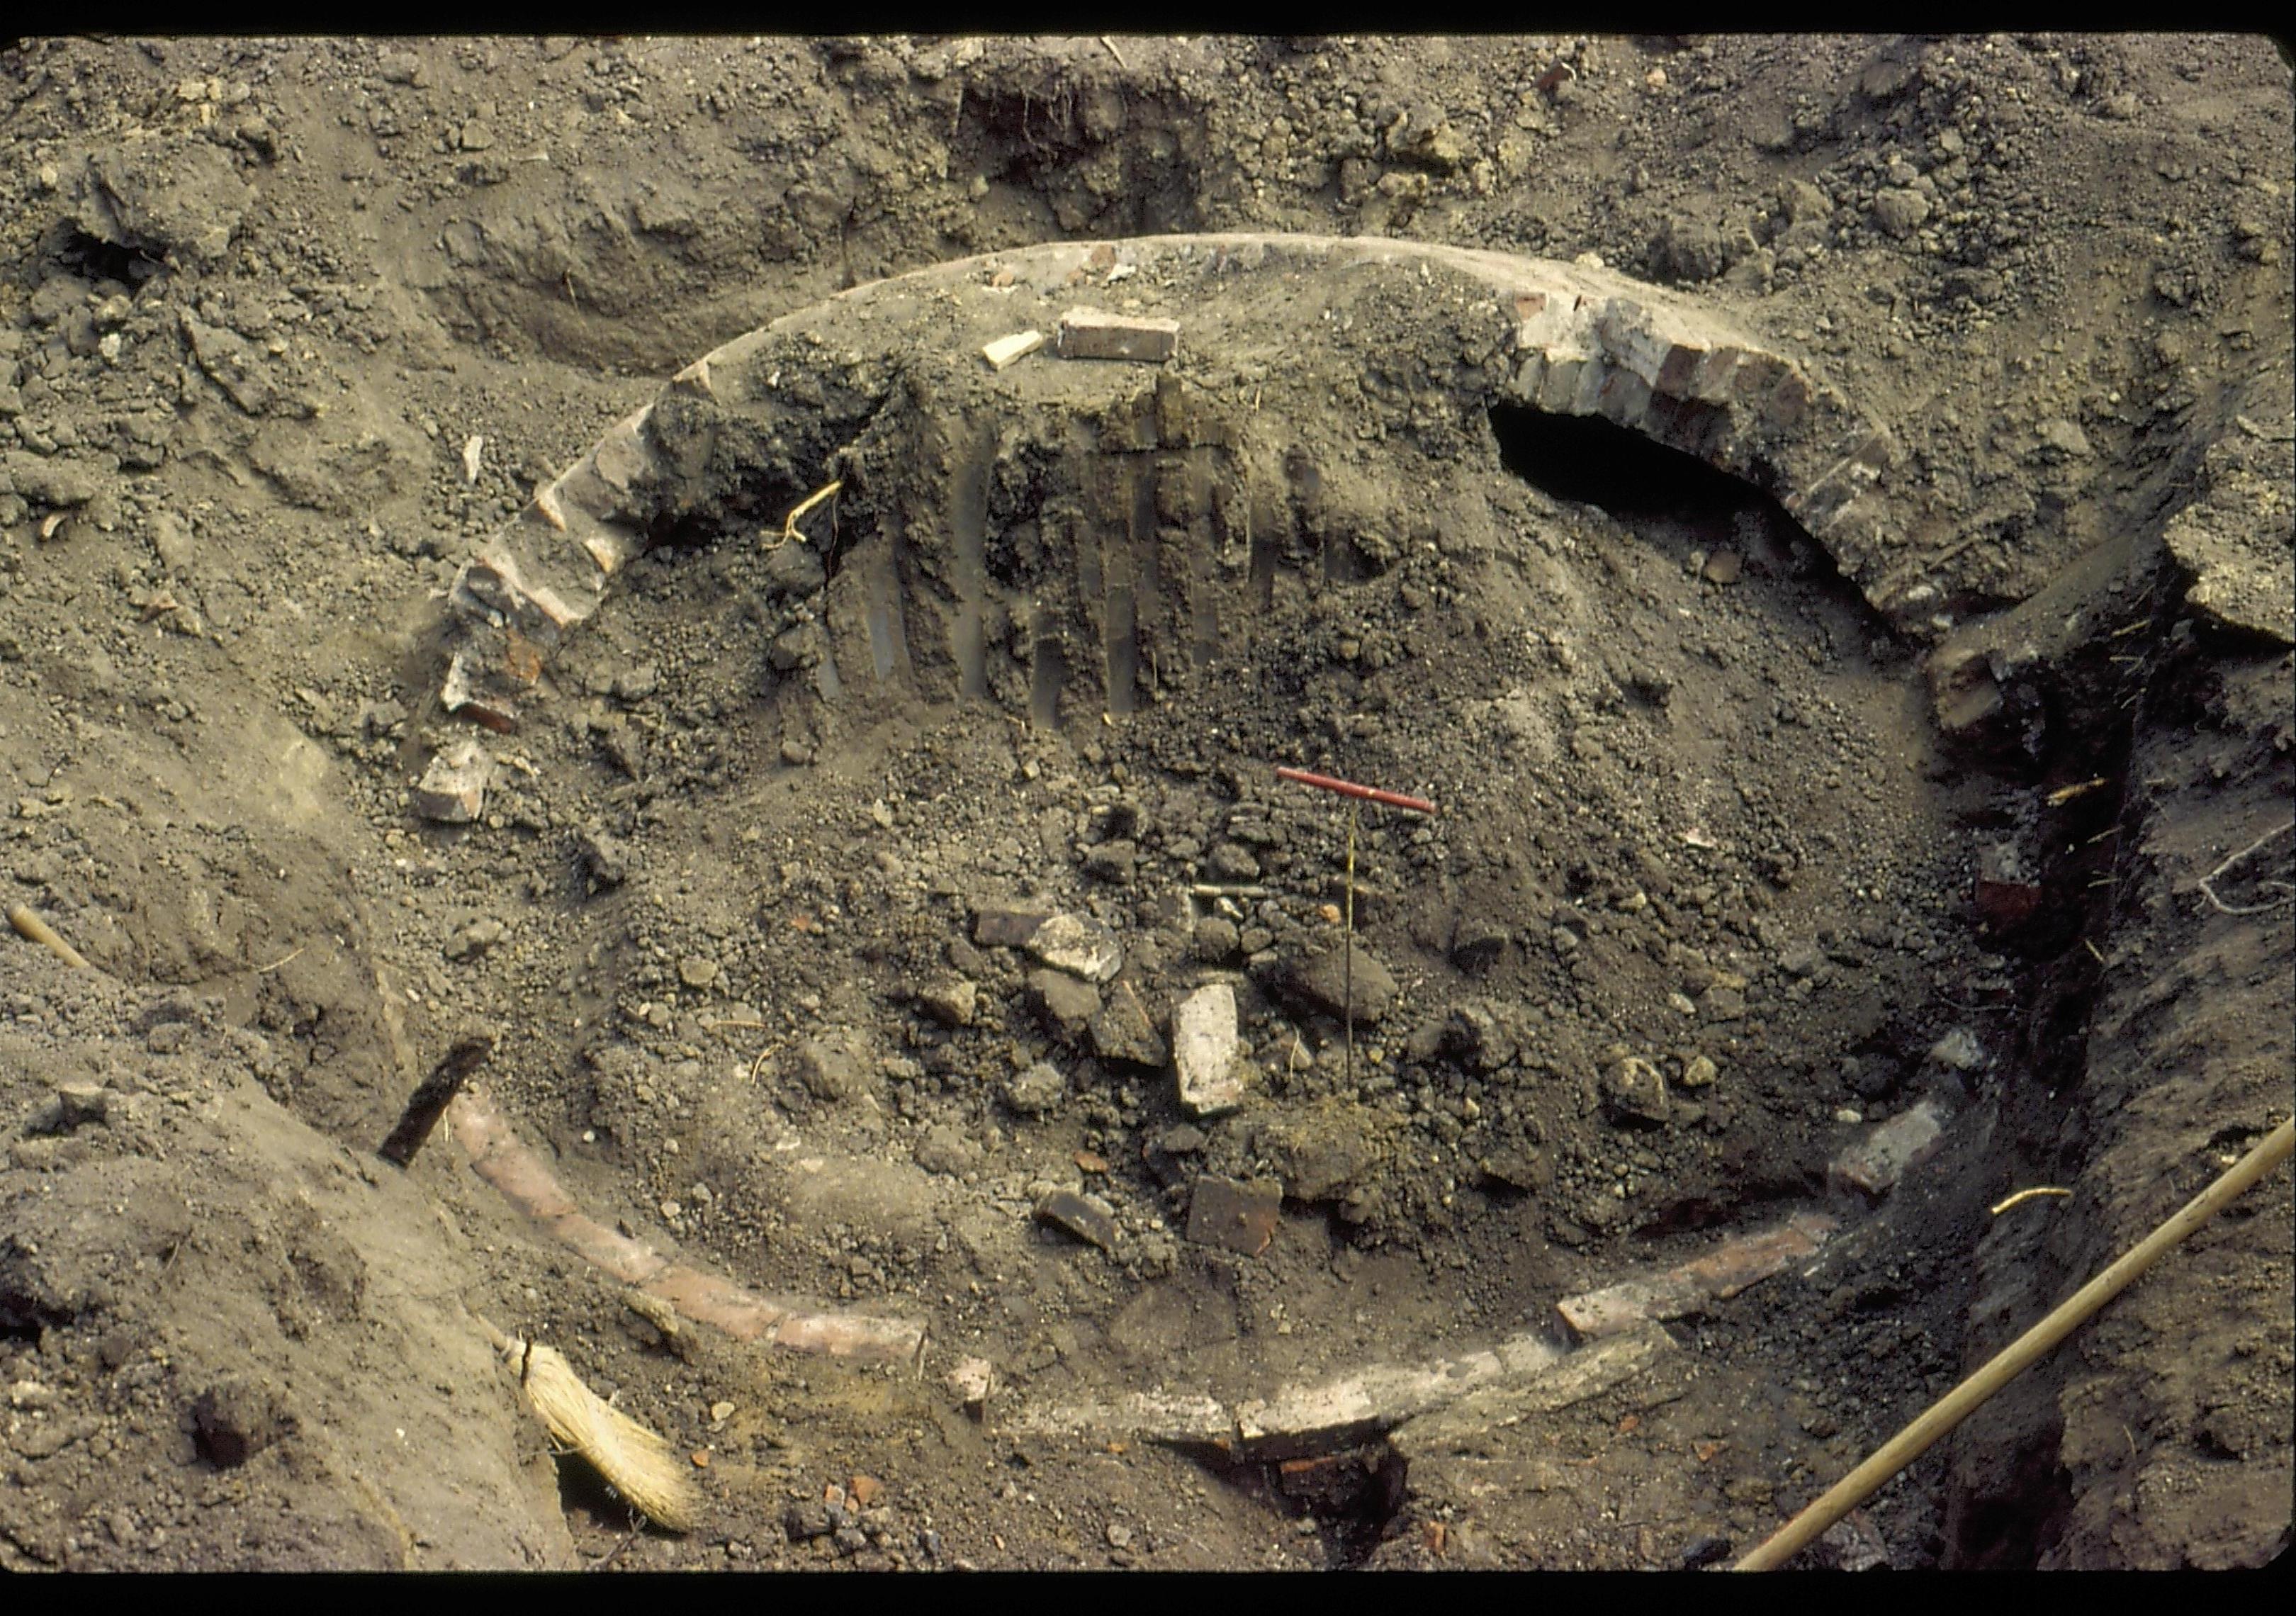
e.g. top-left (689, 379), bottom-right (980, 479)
top-left (1186, 1174), bottom-right (1281, 1255)
top-left (1829, 1099), bottom-right (1951, 1199)
top-left (1555, 1210), bottom-right (1836, 1339)
top-left (1035, 1187), bottom-right (1118, 1251)
top-left (972, 904), bottom-right (1052, 948)
top-left (1025, 911), bottom-right (1124, 983)
top-left (1057, 308), bottom-right (1180, 363)
top-left (1974, 842), bottom-right (2044, 933)
top-left (410, 738), bottom-right (493, 824)
top-left (1173, 983), bottom-right (1247, 1117)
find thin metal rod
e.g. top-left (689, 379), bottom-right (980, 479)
top-left (1733, 1115), bottom-right (2295, 1570)
top-left (1274, 765), bottom-right (1436, 1089)
top-left (1344, 798), bottom-right (1358, 1092)
top-left (1274, 766), bottom-right (1437, 816)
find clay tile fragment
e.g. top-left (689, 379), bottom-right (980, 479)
top-left (1057, 307), bottom-right (1180, 364)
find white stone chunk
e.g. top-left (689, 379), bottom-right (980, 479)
top-left (981, 330), bottom-right (1045, 370)
top-left (1174, 982), bottom-right (1246, 1118)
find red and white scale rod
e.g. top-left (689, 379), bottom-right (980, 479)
top-left (1273, 767), bottom-right (1438, 817)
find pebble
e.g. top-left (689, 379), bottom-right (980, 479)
top-left (576, 828), bottom-right (631, 889)
top-left (614, 663), bottom-right (660, 702)
top-left (1278, 940), bottom-right (1397, 1025)
top-left (913, 1123), bottom-right (981, 1178)
top-left (1081, 839), bottom-right (1137, 884)
top-left (1928, 1028), bottom-right (1985, 1072)
top-left (1831, 1098), bottom-right (1951, 1197)
top-left (1035, 1188), bottom-right (1119, 1250)
top-left (919, 976), bottom-right (978, 1027)
top-left (54, 1083), bottom-right (109, 1128)
top-left (1027, 969), bottom-right (1102, 1041)
top-left (1450, 918), bottom-right (1510, 973)
top-left (794, 1033), bottom-right (872, 1101)
top-left (149, 509), bottom-right (197, 573)
top-left (1603, 1056), bottom-right (1670, 1126)
top-left (1817, 1511), bottom-right (1889, 1571)
top-left (2037, 417), bottom-right (2093, 457)
top-left (410, 738), bottom-right (493, 823)
top-left (1873, 187), bottom-right (1931, 238)
top-left (1205, 843), bottom-right (1261, 880)
top-left (1003, 1060), bottom-right (1066, 1116)
top-left (1089, 980), bottom-right (1168, 1067)
top-left (443, 916), bottom-right (505, 961)
top-left (946, 1357), bottom-right (995, 1413)
top-left (1025, 912), bottom-right (1123, 983)
top-left (973, 904), bottom-right (1052, 947)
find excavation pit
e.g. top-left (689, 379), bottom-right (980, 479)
top-left (1, 38), bottom-right (2287, 1576)
top-left (418, 233), bottom-right (2059, 1560)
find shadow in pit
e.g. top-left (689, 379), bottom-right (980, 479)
top-left (1490, 400), bottom-right (1762, 529)
top-left (1192, 1440), bottom-right (1409, 1566)
top-left (553, 1455), bottom-right (666, 1549)
top-left (42, 222), bottom-right (169, 290)
top-left (1946, 1431), bottom-right (2077, 1569)
top-left (1488, 398), bottom-right (1891, 635)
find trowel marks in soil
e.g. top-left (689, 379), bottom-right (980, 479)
top-left (440, 233), bottom-right (1915, 732)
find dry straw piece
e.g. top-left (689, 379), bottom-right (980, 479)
top-left (479, 1318), bottom-right (697, 1533)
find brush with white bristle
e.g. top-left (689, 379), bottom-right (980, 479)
top-left (475, 1314), bottom-right (699, 1534)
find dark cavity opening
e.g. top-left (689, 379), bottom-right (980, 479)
top-left (50, 226), bottom-right (166, 289)
top-left (1489, 402), bottom-right (1761, 528)
top-left (1, 1272), bottom-right (72, 1345)
top-left (1489, 401), bottom-right (1889, 640)
top-left (1947, 1441), bottom-right (2075, 1568)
